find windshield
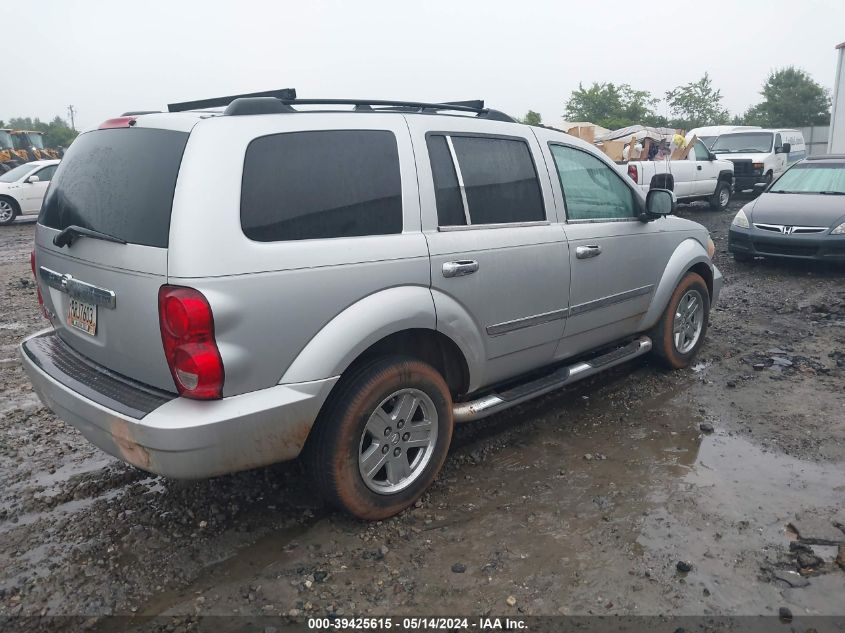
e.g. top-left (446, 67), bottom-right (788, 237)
top-left (39, 128), bottom-right (189, 248)
top-left (27, 133), bottom-right (45, 150)
top-left (769, 162), bottom-right (845, 194)
top-left (698, 136), bottom-right (717, 148)
top-left (711, 132), bottom-right (774, 154)
top-left (0, 163), bottom-right (36, 183)
top-left (0, 131), bottom-right (12, 150)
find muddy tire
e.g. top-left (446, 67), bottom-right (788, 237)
top-left (0, 197), bottom-right (19, 226)
top-left (709, 181), bottom-right (731, 210)
top-left (651, 272), bottom-right (710, 369)
top-left (305, 355), bottom-right (453, 520)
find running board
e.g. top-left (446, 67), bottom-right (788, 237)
top-left (452, 336), bottom-right (652, 424)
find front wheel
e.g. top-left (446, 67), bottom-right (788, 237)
top-left (651, 272), bottom-right (710, 369)
top-left (0, 198), bottom-right (19, 226)
top-left (709, 181), bottom-right (731, 210)
top-left (306, 356), bottom-right (453, 520)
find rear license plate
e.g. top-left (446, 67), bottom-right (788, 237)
top-left (68, 298), bottom-right (97, 336)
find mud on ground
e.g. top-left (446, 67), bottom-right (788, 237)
top-left (1, 205), bottom-right (844, 629)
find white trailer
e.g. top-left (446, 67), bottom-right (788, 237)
top-left (830, 40), bottom-right (845, 153)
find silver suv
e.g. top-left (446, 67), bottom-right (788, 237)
top-left (20, 91), bottom-right (722, 519)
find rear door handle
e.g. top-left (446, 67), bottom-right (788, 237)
top-left (697, 165), bottom-right (702, 170)
top-left (442, 260), bottom-right (479, 278)
top-left (575, 245), bottom-right (601, 259)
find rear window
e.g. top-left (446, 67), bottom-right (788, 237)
top-left (240, 130), bottom-right (402, 242)
top-left (39, 128), bottom-right (189, 248)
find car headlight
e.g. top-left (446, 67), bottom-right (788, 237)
top-left (832, 222), bottom-right (845, 235)
top-left (732, 208), bottom-right (750, 229)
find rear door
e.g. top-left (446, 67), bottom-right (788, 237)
top-left (669, 157), bottom-right (696, 198)
top-left (407, 118), bottom-right (570, 387)
top-left (35, 125), bottom-right (190, 391)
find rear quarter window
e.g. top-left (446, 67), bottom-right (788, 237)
top-left (240, 130), bottom-right (403, 242)
top-left (39, 128), bottom-right (189, 248)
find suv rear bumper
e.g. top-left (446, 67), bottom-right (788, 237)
top-left (19, 329), bottom-right (338, 479)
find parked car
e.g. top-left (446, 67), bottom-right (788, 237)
top-left (711, 128), bottom-right (806, 191)
top-left (624, 138), bottom-right (735, 210)
top-left (20, 94), bottom-right (722, 519)
top-left (728, 154), bottom-right (845, 262)
top-left (686, 125), bottom-right (760, 149)
top-left (0, 159), bottom-right (60, 225)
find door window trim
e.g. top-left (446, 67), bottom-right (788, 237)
top-left (547, 141), bottom-right (644, 224)
top-left (425, 131), bottom-right (548, 230)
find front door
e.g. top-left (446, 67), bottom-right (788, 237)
top-left (692, 140), bottom-right (719, 196)
top-left (409, 121), bottom-right (571, 389)
top-left (20, 164), bottom-right (55, 213)
top-left (541, 141), bottom-right (677, 358)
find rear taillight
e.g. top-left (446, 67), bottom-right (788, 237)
top-left (627, 164), bottom-right (639, 182)
top-left (98, 116), bottom-right (137, 129)
top-left (158, 286), bottom-right (224, 400)
top-left (31, 250), bottom-right (48, 319)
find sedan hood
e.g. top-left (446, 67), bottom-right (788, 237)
top-left (748, 193), bottom-right (845, 228)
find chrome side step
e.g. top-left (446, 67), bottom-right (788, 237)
top-left (452, 336), bottom-right (652, 424)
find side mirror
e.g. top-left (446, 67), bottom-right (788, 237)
top-left (25, 175), bottom-right (40, 183)
top-left (753, 182), bottom-right (768, 194)
top-left (644, 188), bottom-right (675, 219)
top-left (708, 153), bottom-right (717, 161)
top-left (781, 143), bottom-right (791, 154)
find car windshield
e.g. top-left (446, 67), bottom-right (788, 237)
top-left (698, 136), bottom-right (717, 148)
top-left (769, 162), bottom-right (845, 194)
top-left (0, 130), bottom-right (12, 150)
top-left (0, 163), bottom-right (36, 183)
top-left (711, 132), bottom-right (773, 154)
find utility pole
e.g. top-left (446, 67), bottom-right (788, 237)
top-left (67, 105), bottom-right (76, 131)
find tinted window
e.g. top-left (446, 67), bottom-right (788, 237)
top-left (549, 144), bottom-right (638, 220)
top-left (692, 141), bottom-right (710, 161)
top-left (39, 128), bottom-right (188, 248)
top-left (34, 165), bottom-right (57, 182)
top-left (450, 136), bottom-right (544, 225)
top-left (426, 135), bottom-right (466, 226)
top-left (241, 130), bottom-right (402, 242)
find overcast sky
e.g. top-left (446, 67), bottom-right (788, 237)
top-left (4, 0), bottom-right (844, 130)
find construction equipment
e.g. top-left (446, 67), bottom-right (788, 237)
top-left (11, 130), bottom-right (60, 161)
top-left (0, 128), bottom-right (28, 172)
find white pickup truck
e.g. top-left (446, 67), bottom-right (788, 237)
top-left (623, 138), bottom-right (735, 210)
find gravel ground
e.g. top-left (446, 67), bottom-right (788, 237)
top-left (1, 203), bottom-right (844, 631)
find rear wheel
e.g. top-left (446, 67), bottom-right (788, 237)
top-left (0, 197), bottom-right (19, 226)
top-left (651, 272), bottom-right (710, 369)
top-left (709, 181), bottom-right (731, 210)
top-left (306, 356), bottom-right (453, 520)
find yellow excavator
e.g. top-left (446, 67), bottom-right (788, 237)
top-left (0, 129), bottom-right (28, 172)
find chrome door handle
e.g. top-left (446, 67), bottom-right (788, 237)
top-left (442, 260), bottom-right (479, 278)
top-left (575, 245), bottom-right (602, 259)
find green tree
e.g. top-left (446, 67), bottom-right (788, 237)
top-left (665, 73), bottom-right (730, 129)
top-left (743, 67), bottom-right (830, 127)
top-left (520, 110), bottom-right (543, 126)
top-left (564, 82), bottom-right (664, 129)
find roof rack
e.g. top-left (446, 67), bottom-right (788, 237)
top-left (224, 96), bottom-right (515, 122)
top-left (168, 88), bottom-right (297, 113)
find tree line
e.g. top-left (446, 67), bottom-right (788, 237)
top-left (520, 66), bottom-right (831, 131)
top-left (0, 115), bottom-right (78, 148)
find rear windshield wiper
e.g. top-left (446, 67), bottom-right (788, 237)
top-left (53, 225), bottom-right (127, 248)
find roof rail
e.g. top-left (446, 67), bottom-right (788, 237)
top-left (168, 88), bottom-right (297, 113)
top-left (222, 97), bottom-right (515, 122)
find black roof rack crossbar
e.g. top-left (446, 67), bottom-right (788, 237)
top-left (277, 98), bottom-right (486, 114)
top-left (168, 88), bottom-right (297, 112)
